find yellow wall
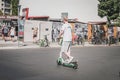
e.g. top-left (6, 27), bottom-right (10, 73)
top-left (87, 24), bottom-right (92, 42)
top-left (113, 26), bottom-right (118, 38)
top-left (70, 23), bottom-right (75, 43)
top-left (103, 25), bottom-right (108, 38)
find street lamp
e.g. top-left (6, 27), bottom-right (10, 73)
top-left (18, 5), bottom-right (21, 47)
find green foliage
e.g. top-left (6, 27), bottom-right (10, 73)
top-left (11, 0), bottom-right (19, 15)
top-left (117, 16), bottom-right (120, 26)
top-left (98, 0), bottom-right (120, 26)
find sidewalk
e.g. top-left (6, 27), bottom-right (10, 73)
top-left (0, 40), bottom-right (120, 50)
top-left (0, 40), bottom-right (61, 49)
top-left (0, 40), bottom-right (39, 49)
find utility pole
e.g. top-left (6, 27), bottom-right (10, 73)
top-left (17, 4), bottom-right (21, 47)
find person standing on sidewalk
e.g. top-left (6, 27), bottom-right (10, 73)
top-left (3, 25), bottom-right (9, 42)
top-left (10, 27), bottom-right (15, 42)
top-left (1, 25), bottom-right (5, 40)
top-left (32, 27), bottom-right (38, 43)
top-left (58, 17), bottom-right (73, 63)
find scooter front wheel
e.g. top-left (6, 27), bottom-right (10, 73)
top-left (57, 58), bottom-right (63, 65)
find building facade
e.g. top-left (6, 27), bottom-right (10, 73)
top-left (20, 0), bottom-right (119, 44)
top-left (19, 0), bottom-right (107, 23)
top-left (0, 0), bottom-right (12, 15)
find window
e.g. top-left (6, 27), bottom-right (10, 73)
top-left (2, 8), bottom-right (4, 10)
top-left (45, 28), bottom-right (49, 31)
top-left (1, 4), bottom-right (4, 6)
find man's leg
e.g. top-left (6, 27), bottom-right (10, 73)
top-left (59, 51), bottom-right (63, 58)
top-left (64, 41), bottom-right (73, 63)
top-left (59, 42), bottom-right (64, 58)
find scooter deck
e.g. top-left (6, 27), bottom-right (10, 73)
top-left (57, 59), bottom-right (78, 69)
top-left (63, 61), bottom-right (78, 69)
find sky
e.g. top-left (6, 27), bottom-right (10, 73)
top-left (20, 0), bottom-right (107, 23)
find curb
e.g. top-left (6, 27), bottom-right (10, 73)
top-left (0, 42), bottom-right (120, 50)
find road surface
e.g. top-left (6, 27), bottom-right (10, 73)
top-left (0, 46), bottom-right (120, 80)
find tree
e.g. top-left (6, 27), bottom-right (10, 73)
top-left (117, 16), bottom-right (120, 26)
top-left (11, 0), bottom-right (19, 15)
top-left (0, 10), bottom-right (3, 15)
top-left (98, 0), bottom-right (120, 26)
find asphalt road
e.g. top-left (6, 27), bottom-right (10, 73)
top-left (0, 46), bottom-right (120, 80)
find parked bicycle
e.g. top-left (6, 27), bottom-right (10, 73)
top-left (76, 34), bottom-right (85, 46)
top-left (36, 35), bottom-right (50, 47)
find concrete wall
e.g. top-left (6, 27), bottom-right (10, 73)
top-left (39, 21), bottom-right (52, 41)
top-left (24, 20), bottom-right (52, 42)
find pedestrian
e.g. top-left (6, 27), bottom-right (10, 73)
top-left (1, 25), bottom-right (5, 40)
top-left (52, 29), bottom-right (55, 42)
top-left (32, 27), bottom-right (38, 43)
top-left (10, 27), bottom-right (15, 42)
top-left (58, 17), bottom-right (73, 63)
top-left (107, 27), bottom-right (113, 46)
top-left (3, 25), bottom-right (9, 41)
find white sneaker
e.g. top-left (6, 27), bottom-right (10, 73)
top-left (68, 56), bottom-right (74, 63)
top-left (64, 59), bottom-right (69, 63)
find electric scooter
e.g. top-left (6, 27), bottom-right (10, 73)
top-left (57, 57), bottom-right (78, 69)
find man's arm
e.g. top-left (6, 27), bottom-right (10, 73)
top-left (58, 30), bottom-right (64, 38)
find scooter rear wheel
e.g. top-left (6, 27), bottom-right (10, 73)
top-left (71, 62), bottom-right (78, 69)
